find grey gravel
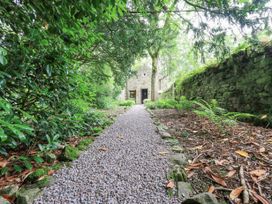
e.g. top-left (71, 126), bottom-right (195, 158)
top-left (34, 105), bottom-right (181, 204)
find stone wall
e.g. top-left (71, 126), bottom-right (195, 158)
top-left (176, 44), bottom-right (272, 114)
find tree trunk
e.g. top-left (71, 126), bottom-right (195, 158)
top-left (151, 53), bottom-right (158, 101)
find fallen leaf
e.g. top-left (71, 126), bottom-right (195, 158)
top-left (230, 186), bottom-right (244, 200)
top-left (186, 162), bottom-right (203, 170)
top-left (187, 171), bottom-right (195, 178)
top-left (48, 170), bottom-right (55, 176)
top-left (29, 150), bottom-right (37, 155)
top-left (251, 191), bottom-right (270, 204)
top-left (208, 185), bottom-right (215, 193)
top-left (249, 169), bottom-right (266, 177)
top-left (189, 145), bottom-right (203, 150)
top-left (203, 167), bottom-right (227, 187)
top-left (166, 180), bottom-right (175, 188)
top-left (0, 160), bottom-right (8, 167)
top-left (37, 175), bottom-right (46, 181)
top-left (235, 150), bottom-right (249, 158)
top-left (226, 170), bottom-right (236, 178)
top-left (159, 151), bottom-right (169, 156)
top-left (2, 194), bottom-right (14, 202)
top-left (98, 147), bottom-right (108, 151)
top-left (210, 174), bottom-right (227, 187)
top-left (215, 159), bottom-right (229, 166)
top-left (259, 147), bottom-right (265, 153)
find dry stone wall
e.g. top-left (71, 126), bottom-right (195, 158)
top-left (176, 44), bottom-right (272, 114)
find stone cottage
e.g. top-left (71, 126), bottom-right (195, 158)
top-left (119, 60), bottom-right (173, 104)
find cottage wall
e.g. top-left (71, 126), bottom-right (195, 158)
top-left (126, 65), bottom-right (152, 104)
top-left (120, 60), bottom-right (173, 104)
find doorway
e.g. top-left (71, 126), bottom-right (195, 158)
top-left (141, 89), bottom-right (148, 104)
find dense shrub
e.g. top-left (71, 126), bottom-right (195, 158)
top-left (144, 99), bottom-right (178, 109)
top-left (175, 96), bottom-right (194, 111)
top-left (119, 100), bottom-right (135, 107)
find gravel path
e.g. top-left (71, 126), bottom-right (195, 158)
top-left (34, 105), bottom-right (180, 204)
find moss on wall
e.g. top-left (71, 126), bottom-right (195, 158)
top-left (176, 43), bottom-right (272, 114)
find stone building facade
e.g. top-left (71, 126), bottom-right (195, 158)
top-left (119, 61), bottom-right (173, 104)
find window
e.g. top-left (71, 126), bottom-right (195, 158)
top-left (159, 79), bottom-right (162, 90)
top-left (129, 90), bottom-right (136, 99)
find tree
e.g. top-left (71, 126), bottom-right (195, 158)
top-left (126, 0), bottom-right (271, 101)
top-left (126, 0), bottom-right (179, 101)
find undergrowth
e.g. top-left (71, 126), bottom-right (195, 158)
top-left (118, 100), bottom-right (135, 107)
top-left (145, 97), bottom-right (256, 132)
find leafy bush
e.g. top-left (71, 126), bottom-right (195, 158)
top-left (81, 110), bottom-right (110, 135)
top-left (77, 138), bottom-right (93, 151)
top-left (0, 98), bottom-right (34, 156)
top-left (144, 99), bottom-right (178, 109)
top-left (156, 99), bottom-right (178, 109)
top-left (176, 96), bottom-right (194, 111)
top-left (144, 99), bottom-right (157, 109)
top-left (119, 100), bottom-right (135, 107)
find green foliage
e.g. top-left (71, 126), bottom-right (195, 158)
top-left (26, 168), bottom-right (48, 183)
top-left (0, 98), bottom-right (33, 155)
top-left (0, 0), bottom-right (269, 157)
top-left (144, 99), bottom-right (157, 109)
top-left (0, 0), bottom-right (145, 156)
top-left (118, 100), bottom-right (135, 107)
top-left (82, 110), bottom-right (110, 135)
top-left (60, 145), bottom-right (80, 161)
top-left (77, 138), bottom-right (93, 151)
top-left (144, 99), bottom-right (178, 109)
top-left (156, 99), bottom-right (177, 109)
top-left (38, 135), bottom-right (61, 152)
top-left (193, 99), bottom-right (254, 130)
top-left (176, 96), bottom-right (194, 111)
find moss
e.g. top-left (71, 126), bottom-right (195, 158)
top-left (77, 138), bottom-right (93, 151)
top-left (92, 127), bottom-right (102, 134)
top-left (60, 145), bottom-right (80, 161)
top-left (16, 187), bottom-right (41, 204)
top-left (26, 168), bottom-right (48, 182)
top-left (168, 165), bottom-right (187, 182)
top-left (51, 163), bottom-right (62, 171)
top-left (43, 152), bottom-right (56, 163)
top-left (36, 176), bottom-right (54, 188)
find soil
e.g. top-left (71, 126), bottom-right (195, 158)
top-left (151, 109), bottom-right (272, 204)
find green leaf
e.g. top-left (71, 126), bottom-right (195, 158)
top-left (0, 48), bottom-right (8, 65)
top-left (33, 156), bottom-right (44, 163)
top-left (13, 164), bottom-right (23, 173)
top-left (0, 55), bottom-right (7, 65)
top-left (0, 128), bottom-right (7, 142)
top-left (40, 39), bottom-right (49, 46)
top-left (0, 167), bottom-right (8, 176)
top-left (13, 124), bottom-right (33, 132)
top-left (46, 65), bottom-right (52, 77)
top-left (22, 159), bottom-right (33, 170)
top-left (0, 147), bottom-right (8, 156)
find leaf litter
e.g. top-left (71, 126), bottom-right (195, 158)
top-left (152, 109), bottom-right (272, 203)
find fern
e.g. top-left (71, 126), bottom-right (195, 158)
top-left (193, 99), bottom-right (255, 132)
